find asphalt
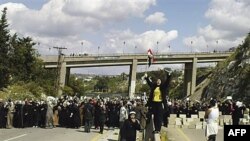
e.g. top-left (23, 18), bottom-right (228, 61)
top-left (0, 127), bottom-right (120, 141)
top-left (162, 126), bottom-right (224, 141)
top-left (0, 126), bottom-right (223, 141)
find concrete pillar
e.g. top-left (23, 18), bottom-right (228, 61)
top-left (184, 57), bottom-right (197, 96)
top-left (65, 68), bottom-right (71, 86)
top-left (128, 59), bottom-right (138, 99)
top-left (58, 61), bottom-right (66, 96)
top-left (191, 57), bottom-right (197, 95)
top-left (184, 62), bottom-right (192, 96)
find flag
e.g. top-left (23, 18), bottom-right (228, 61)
top-left (147, 49), bottom-right (155, 67)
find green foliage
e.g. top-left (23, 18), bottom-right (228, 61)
top-left (94, 76), bottom-right (109, 92)
top-left (62, 86), bottom-right (74, 96)
top-left (0, 82), bottom-right (45, 100)
top-left (0, 8), bottom-right (57, 99)
top-left (0, 7), bottom-right (11, 88)
top-left (68, 75), bottom-right (85, 96)
top-left (9, 36), bottom-right (38, 82)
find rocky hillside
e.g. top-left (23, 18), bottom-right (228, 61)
top-left (202, 33), bottom-right (250, 104)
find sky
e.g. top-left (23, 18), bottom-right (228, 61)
top-left (0, 0), bottom-right (249, 75)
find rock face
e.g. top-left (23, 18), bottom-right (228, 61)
top-left (203, 33), bottom-right (250, 104)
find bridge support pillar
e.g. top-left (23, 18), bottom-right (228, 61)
top-left (184, 57), bottom-right (197, 97)
top-left (65, 68), bottom-right (70, 86)
top-left (128, 59), bottom-right (138, 99)
top-left (58, 61), bottom-right (67, 96)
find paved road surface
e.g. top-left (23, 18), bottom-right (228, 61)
top-left (163, 126), bottom-right (223, 141)
top-left (0, 127), bottom-right (119, 141)
top-left (0, 126), bottom-right (223, 141)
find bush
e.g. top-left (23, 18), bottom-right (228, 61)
top-left (0, 81), bottom-right (46, 100)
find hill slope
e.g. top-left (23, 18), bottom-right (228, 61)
top-left (202, 33), bottom-right (250, 104)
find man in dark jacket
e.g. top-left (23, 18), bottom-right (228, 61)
top-left (83, 99), bottom-right (95, 133)
top-left (145, 70), bottom-right (171, 133)
top-left (98, 101), bottom-right (107, 134)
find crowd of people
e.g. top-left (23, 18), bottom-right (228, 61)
top-left (1, 70), bottom-right (250, 141)
top-left (166, 99), bottom-right (250, 124)
top-left (1, 95), bottom-right (250, 140)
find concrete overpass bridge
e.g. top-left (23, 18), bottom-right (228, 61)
top-left (40, 52), bottom-right (233, 98)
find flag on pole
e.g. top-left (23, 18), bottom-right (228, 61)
top-left (147, 49), bottom-right (155, 67)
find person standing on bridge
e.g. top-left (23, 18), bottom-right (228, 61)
top-left (144, 69), bottom-right (172, 133)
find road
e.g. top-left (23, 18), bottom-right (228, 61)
top-left (0, 126), bottom-right (223, 141)
top-left (163, 126), bottom-right (223, 141)
top-left (0, 127), bottom-right (120, 141)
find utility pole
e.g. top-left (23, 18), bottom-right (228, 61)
top-left (53, 46), bottom-right (67, 96)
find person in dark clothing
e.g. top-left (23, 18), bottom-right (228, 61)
top-left (232, 101), bottom-right (244, 125)
top-left (32, 102), bottom-right (40, 127)
top-left (67, 102), bottom-right (75, 128)
top-left (13, 101), bottom-right (24, 128)
top-left (98, 101), bottom-right (107, 134)
top-left (83, 99), bottom-right (95, 133)
top-left (94, 101), bottom-right (100, 129)
top-left (58, 102), bottom-right (67, 127)
top-left (144, 70), bottom-right (172, 133)
top-left (39, 101), bottom-right (47, 128)
top-left (107, 102), bottom-right (117, 129)
top-left (23, 101), bottom-right (32, 128)
top-left (120, 111), bottom-right (141, 141)
top-left (73, 103), bottom-right (81, 128)
top-left (0, 101), bottom-right (7, 128)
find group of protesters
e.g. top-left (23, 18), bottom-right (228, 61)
top-left (166, 99), bottom-right (250, 124)
top-left (0, 97), bottom-right (149, 131)
top-left (1, 69), bottom-right (250, 141)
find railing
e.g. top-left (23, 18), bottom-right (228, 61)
top-left (64, 51), bottom-right (233, 58)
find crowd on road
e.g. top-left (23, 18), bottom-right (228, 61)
top-left (167, 99), bottom-right (250, 124)
top-left (1, 95), bottom-right (250, 141)
top-left (1, 70), bottom-right (250, 141)
top-left (1, 96), bottom-right (249, 129)
top-left (0, 96), bottom-right (147, 131)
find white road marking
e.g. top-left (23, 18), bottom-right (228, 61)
top-left (3, 134), bottom-right (27, 141)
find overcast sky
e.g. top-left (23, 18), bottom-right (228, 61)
top-left (0, 0), bottom-right (249, 74)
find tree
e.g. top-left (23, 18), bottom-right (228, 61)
top-left (9, 36), bottom-right (38, 82)
top-left (94, 77), bottom-right (109, 92)
top-left (0, 8), bottom-right (58, 98)
top-left (68, 76), bottom-right (85, 96)
top-left (0, 7), bottom-right (11, 88)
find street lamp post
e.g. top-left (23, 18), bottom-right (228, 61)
top-left (81, 42), bottom-right (83, 56)
top-left (98, 46), bottom-right (100, 56)
top-left (156, 41), bottom-right (159, 54)
top-left (215, 40), bottom-right (219, 52)
top-left (191, 41), bottom-right (193, 53)
top-left (123, 41), bottom-right (125, 54)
